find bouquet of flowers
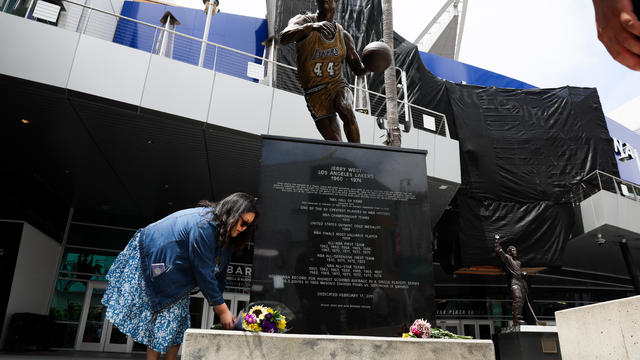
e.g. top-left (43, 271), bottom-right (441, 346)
top-left (242, 304), bottom-right (287, 333)
top-left (402, 318), bottom-right (472, 339)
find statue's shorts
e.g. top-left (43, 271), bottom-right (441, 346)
top-left (303, 80), bottom-right (347, 121)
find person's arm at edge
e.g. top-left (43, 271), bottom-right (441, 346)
top-left (188, 226), bottom-right (236, 329)
top-left (593, 0), bottom-right (640, 70)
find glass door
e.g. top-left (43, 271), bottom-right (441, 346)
top-left (189, 292), bottom-right (250, 329)
top-left (436, 320), bottom-right (461, 335)
top-left (457, 320), bottom-right (494, 340)
top-left (103, 321), bottom-right (131, 352)
top-left (476, 320), bottom-right (493, 340)
top-left (75, 281), bottom-right (132, 352)
top-left (206, 293), bottom-right (250, 328)
top-left (76, 282), bottom-right (107, 351)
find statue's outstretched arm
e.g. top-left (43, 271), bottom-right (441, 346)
top-left (280, 15), bottom-right (336, 45)
top-left (343, 31), bottom-right (367, 76)
top-left (494, 237), bottom-right (508, 263)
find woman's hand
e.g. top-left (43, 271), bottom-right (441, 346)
top-left (213, 303), bottom-right (237, 330)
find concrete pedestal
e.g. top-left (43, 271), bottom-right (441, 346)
top-left (555, 295), bottom-right (640, 360)
top-left (182, 329), bottom-right (495, 360)
top-left (492, 326), bottom-right (561, 360)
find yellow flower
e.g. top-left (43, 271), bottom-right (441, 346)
top-left (249, 323), bottom-right (260, 332)
top-left (249, 305), bottom-right (269, 320)
top-left (267, 308), bottom-right (274, 314)
top-left (277, 319), bottom-right (287, 330)
top-left (402, 333), bottom-right (410, 338)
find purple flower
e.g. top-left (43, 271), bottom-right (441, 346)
top-left (244, 313), bottom-right (258, 324)
top-left (261, 317), bottom-right (277, 333)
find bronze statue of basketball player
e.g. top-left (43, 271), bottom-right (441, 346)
top-left (494, 235), bottom-right (544, 326)
top-left (279, 0), bottom-right (367, 143)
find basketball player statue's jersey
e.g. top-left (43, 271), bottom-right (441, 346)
top-left (295, 17), bottom-right (346, 93)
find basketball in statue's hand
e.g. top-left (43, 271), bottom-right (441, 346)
top-left (362, 41), bottom-right (393, 73)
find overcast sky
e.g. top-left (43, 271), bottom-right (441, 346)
top-left (188, 0), bottom-right (639, 126)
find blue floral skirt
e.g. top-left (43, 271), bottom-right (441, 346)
top-left (102, 232), bottom-right (190, 353)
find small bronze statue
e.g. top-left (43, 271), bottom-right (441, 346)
top-left (494, 234), bottom-right (544, 326)
top-left (279, 0), bottom-right (367, 143)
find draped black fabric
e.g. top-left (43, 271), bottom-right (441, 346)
top-left (266, 0), bottom-right (619, 267)
top-left (447, 85), bottom-right (616, 203)
top-left (444, 85), bottom-right (618, 266)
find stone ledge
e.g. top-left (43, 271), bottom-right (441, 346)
top-left (555, 295), bottom-right (640, 360)
top-left (182, 329), bottom-right (495, 360)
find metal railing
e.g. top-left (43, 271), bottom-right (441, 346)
top-left (572, 170), bottom-right (640, 204)
top-left (2, 0), bottom-right (449, 138)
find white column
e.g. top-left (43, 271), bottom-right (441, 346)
top-left (198, 1), bottom-right (214, 68)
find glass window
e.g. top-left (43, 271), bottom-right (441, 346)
top-left (444, 325), bottom-right (458, 334)
top-left (478, 323), bottom-right (492, 339)
top-left (50, 280), bottom-right (86, 322)
top-left (59, 248), bottom-right (117, 279)
top-left (66, 223), bottom-right (135, 251)
top-left (463, 324), bottom-right (476, 338)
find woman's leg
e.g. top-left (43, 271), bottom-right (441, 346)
top-left (164, 344), bottom-right (181, 360)
top-left (146, 347), bottom-right (161, 360)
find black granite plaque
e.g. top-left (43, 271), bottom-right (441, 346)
top-left (252, 136), bottom-right (434, 336)
top-left (493, 330), bottom-right (562, 360)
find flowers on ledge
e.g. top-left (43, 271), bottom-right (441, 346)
top-left (242, 305), bottom-right (287, 333)
top-left (402, 319), bottom-right (472, 339)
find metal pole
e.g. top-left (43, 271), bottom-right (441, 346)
top-left (82, 8), bottom-right (92, 34)
top-left (111, 16), bottom-right (120, 43)
top-left (269, 40), bottom-right (276, 88)
top-left (152, 27), bottom-right (158, 54)
top-left (212, 46), bottom-right (218, 72)
top-left (23, 0), bottom-right (33, 18)
top-left (198, 1), bottom-right (213, 67)
top-left (159, 18), bottom-right (170, 57)
top-left (619, 239), bottom-right (640, 294)
top-left (454, 0), bottom-right (468, 60)
top-left (436, 115), bottom-right (444, 135)
top-left (399, 67), bottom-right (411, 131)
top-left (634, 148), bottom-right (640, 184)
top-left (352, 75), bottom-right (358, 109)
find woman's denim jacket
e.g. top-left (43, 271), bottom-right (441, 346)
top-left (137, 207), bottom-right (232, 312)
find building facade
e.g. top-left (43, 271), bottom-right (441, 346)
top-left (0, 0), bottom-right (639, 352)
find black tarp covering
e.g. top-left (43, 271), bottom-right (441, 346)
top-left (266, 0), bottom-right (620, 267)
top-left (447, 85), bottom-right (616, 203)
top-left (445, 85), bottom-right (618, 266)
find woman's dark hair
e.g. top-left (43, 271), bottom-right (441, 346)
top-left (198, 192), bottom-right (258, 249)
